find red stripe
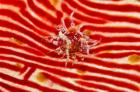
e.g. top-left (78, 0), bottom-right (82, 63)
top-left (79, 0), bottom-right (140, 12)
top-left (0, 10), bottom-right (57, 49)
top-left (62, 2), bottom-right (107, 24)
top-left (0, 73), bottom-right (63, 92)
top-left (19, 66), bottom-right (28, 74)
top-left (36, 0), bottom-right (56, 11)
top-left (82, 25), bottom-right (140, 34)
top-left (24, 67), bottom-right (36, 80)
top-left (27, 0), bottom-right (58, 24)
top-left (0, 0), bottom-right (26, 9)
top-left (0, 28), bottom-right (51, 56)
top-left (0, 49), bottom-right (140, 86)
top-left (65, 0), bottom-right (140, 24)
top-left (0, 40), bottom-right (45, 56)
top-left (96, 52), bottom-right (140, 58)
top-left (92, 45), bottom-right (140, 53)
top-left (0, 32), bottom-right (48, 56)
top-left (20, 10), bottom-right (58, 34)
top-left (90, 35), bottom-right (140, 43)
top-left (82, 57), bottom-right (140, 72)
top-left (76, 80), bottom-right (123, 92)
top-left (0, 9), bottom-right (40, 33)
top-left (81, 74), bottom-right (139, 91)
top-left (35, 0), bottom-right (63, 24)
top-left (1, 0), bottom-right (140, 91)
top-left (0, 53), bottom-right (139, 91)
top-left (41, 72), bottom-right (96, 92)
top-left (0, 62), bottom-right (21, 71)
top-left (0, 82), bottom-right (29, 92)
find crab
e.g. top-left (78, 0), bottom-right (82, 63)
top-left (46, 11), bottom-right (101, 66)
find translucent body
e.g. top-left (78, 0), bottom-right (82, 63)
top-left (46, 11), bottom-right (100, 66)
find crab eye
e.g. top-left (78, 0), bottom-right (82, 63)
top-left (56, 25), bottom-right (62, 30)
top-left (61, 29), bottom-right (66, 33)
top-left (70, 22), bottom-right (75, 27)
top-left (74, 33), bottom-right (81, 40)
top-left (56, 25), bottom-right (66, 34)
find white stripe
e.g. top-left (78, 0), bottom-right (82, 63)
top-left (69, 0), bottom-right (140, 19)
top-left (0, 37), bottom-right (44, 56)
top-left (91, 31), bottom-right (140, 38)
top-left (0, 68), bottom-right (22, 79)
top-left (0, 54), bottom-right (140, 87)
top-left (42, 69), bottom-right (105, 92)
top-left (0, 4), bottom-right (54, 36)
top-left (96, 50), bottom-right (140, 54)
top-left (76, 79), bottom-right (135, 92)
top-left (89, 0), bottom-right (140, 5)
top-left (0, 26), bottom-right (52, 51)
top-left (86, 71), bottom-right (140, 87)
top-left (33, 0), bottom-right (56, 17)
top-left (63, 1), bottom-right (108, 22)
top-left (0, 46), bottom-right (36, 56)
top-left (0, 76), bottom-right (40, 92)
top-left (0, 86), bottom-right (10, 92)
top-left (0, 4), bottom-right (20, 12)
top-left (0, 60), bottom-right (17, 66)
top-left (93, 42), bottom-right (140, 49)
top-left (25, 1), bottom-right (54, 28)
top-left (79, 62), bottom-right (140, 84)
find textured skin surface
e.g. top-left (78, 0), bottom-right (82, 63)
top-left (1, 0), bottom-right (140, 92)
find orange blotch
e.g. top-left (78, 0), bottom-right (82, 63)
top-left (36, 73), bottom-right (48, 83)
top-left (83, 30), bottom-right (92, 36)
top-left (10, 37), bottom-right (24, 45)
top-left (77, 69), bottom-right (86, 75)
top-left (101, 50), bottom-right (113, 54)
top-left (49, 0), bottom-right (61, 9)
top-left (128, 54), bottom-right (140, 65)
top-left (68, 27), bottom-right (77, 33)
top-left (15, 63), bottom-right (23, 69)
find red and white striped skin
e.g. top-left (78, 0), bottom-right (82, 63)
top-left (0, 0), bottom-right (140, 92)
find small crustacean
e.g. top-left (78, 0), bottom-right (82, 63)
top-left (46, 11), bottom-right (101, 66)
